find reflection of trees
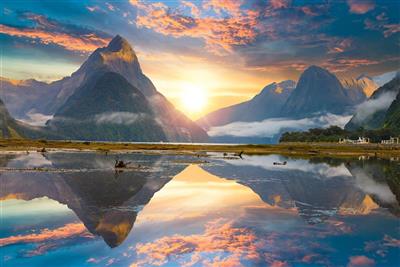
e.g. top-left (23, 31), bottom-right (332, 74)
top-left (202, 156), bottom-right (400, 224)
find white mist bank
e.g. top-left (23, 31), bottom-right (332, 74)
top-left (208, 113), bottom-right (352, 137)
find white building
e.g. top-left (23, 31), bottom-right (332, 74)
top-left (339, 137), bottom-right (370, 144)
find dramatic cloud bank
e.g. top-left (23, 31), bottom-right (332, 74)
top-left (352, 91), bottom-right (397, 123)
top-left (0, 13), bottom-right (110, 53)
top-left (130, 0), bottom-right (259, 55)
top-left (94, 112), bottom-right (148, 125)
top-left (208, 113), bottom-right (352, 138)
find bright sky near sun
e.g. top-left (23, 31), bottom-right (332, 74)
top-left (1, 0), bottom-right (399, 119)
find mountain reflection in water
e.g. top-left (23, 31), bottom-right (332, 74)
top-left (0, 152), bottom-right (399, 267)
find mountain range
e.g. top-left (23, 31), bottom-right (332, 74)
top-left (199, 65), bottom-right (374, 132)
top-left (279, 65), bottom-right (361, 117)
top-left (197, 80), bottom-right (296, 129)
top-left (0, 35), bottom-right (207, 142)
top-left (1, 35), bottom-right (398, 143)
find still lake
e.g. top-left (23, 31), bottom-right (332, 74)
top-left (0, 152), bottom-right (399, 267)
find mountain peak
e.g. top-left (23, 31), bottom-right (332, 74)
top-left (304, 65), bottom-right (328, 74)
top-left (107, 35), bottom-right (132, 52)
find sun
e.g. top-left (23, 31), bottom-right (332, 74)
top-left (180, 85), bottom-right (207, 114)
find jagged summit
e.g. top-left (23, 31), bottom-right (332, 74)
top-left (95, 34), bottom-right (138, 63)
top-left (107, 35), bottom-right (131, 52)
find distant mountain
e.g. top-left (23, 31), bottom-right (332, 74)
top-left (47, 72), bottom-right (167, 141)
top-left (0, 77), bottom-right (54, 120)
top-left (345, 76), bottom-right (400, 131)
top-left (341, 74), bottom-right (377, 98)
top-left (197, 80), bottom-right (296, 129)
top-left (2, 35), bottom-right (208, 142)
top-left (280, 66), bottom-right (356, 117)
top-left (0, 98), bottom-right (51, 139)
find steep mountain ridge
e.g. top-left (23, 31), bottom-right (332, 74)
top-left (383, 91), bottom-right (400, 133)
top-left (47, 72), bottom-right (167, 141)
top-left (50, 35), bottom-right (207, 142)
top-left (280, 65), bottom-right (355, 117)
top-left (197, 80), bottom-right (296, 129)
top-left (345, 76), bottom-right (400, 131)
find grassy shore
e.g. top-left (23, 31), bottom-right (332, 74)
top-left (0, 139), bottom-right (399, 158)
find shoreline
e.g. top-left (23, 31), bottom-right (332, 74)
top-left (0, 139), bottom-right (399, 159)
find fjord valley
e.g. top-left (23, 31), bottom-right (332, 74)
top-left (1, 1), bottom-right (400, 267)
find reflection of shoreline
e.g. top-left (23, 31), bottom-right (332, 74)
top-left (1, 139), bottom-right (400, 158)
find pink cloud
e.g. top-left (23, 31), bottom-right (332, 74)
top-left (131, 219), bottom-right (261, 266)
top-left (383, 24), bottom-right (400, 37)
top-left (348, 255), bottom-right (375, 267)
top-left (328, 38), bottom-right (352, 54)
top-left (270, 260), bottom-right (289, 267)
top-left (130, 0), bottom-right (259, 55)
top-left (0, 13), bottom-right (110, 53)
top-left (0, 24), bottom-right (110, 52)
top-left (347, 0), bottom-right (375, 14)
top-left (270, 0), bottom-right (291, 9)
top-left (181, 1), bottom-right (201, 18)
top-left (0, 223), bottom-right (92, 247)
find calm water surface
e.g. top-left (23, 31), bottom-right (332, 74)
top-left (0, 152), bottom-right (399, 266)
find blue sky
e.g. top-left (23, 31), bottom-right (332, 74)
top-left (1, 0), bottom-right (399, 116)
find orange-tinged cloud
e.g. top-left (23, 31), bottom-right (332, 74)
top-left (130, 0), bottom-right (259, 55)
top-left (0, 24), bottom-right (110, 52)
top-left (131, 219), bottom-right (260, 267)
top-left (348, 255), bottom-right (375, 267)
top-left (0, 222), bottom-right (92, 247)
top-left (383, 24), bottom-right (400, 37)
top-left (347, 0), bottom-right (375, 14)
top-left (270, 0), bottom-right (291, 9)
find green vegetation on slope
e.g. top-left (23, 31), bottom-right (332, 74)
top-left (280, 126), bottom-right (399, 143)
top-left (383, 91), bottom-right (400, 133)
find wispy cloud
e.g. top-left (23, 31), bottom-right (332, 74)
top-left (0, 222), bottom-right (91, 247)
top-left (348, 255), bottom-right (375, 267)
top-left (0, 13), bottom-right (110, 52)
top-left (351, 91), bottom-right (397, 123)
top-left (17, 111), bottom-right (53, 126)
top-left (131, 219), bottom-right (260, 267)
top-left (94, 112), bottom-right (149, 125)
top-left (208, 113), bottom-right (352, 138)
top-left (347, 0), bottom-right (375, 14)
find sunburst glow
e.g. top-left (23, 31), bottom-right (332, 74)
top-left (180, 85), bottom-right (207, 114)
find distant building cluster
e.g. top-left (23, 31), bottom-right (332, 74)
top-left (339, 137), bottom-right (370, 144)
top-left (381, 137), bottom-right (400, 144)
top-left (339, 136), bottom-right (400, 144)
